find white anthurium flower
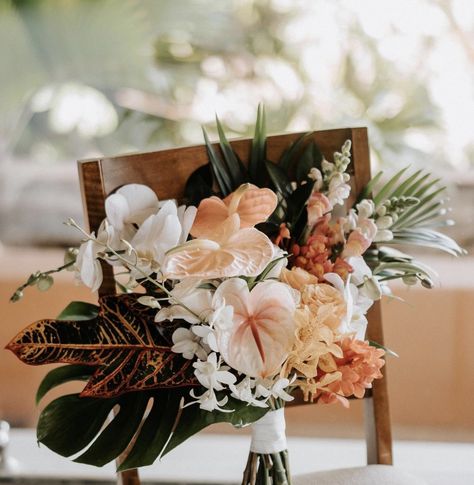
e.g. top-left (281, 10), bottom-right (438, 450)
top-left (105, 184), bottom-right (160, 232)
top-left (230, 377), bottom-right (268, 408)
top-left (187, 388), bottom-right (232, 413)
top-left (171, 327), bottom-right (208, 361)
top-left (324, 272), bottom-right (371, 340)
top-left (193, 353), bottom-right (237, 391)
top-left (155, 279), bottom-right (213, 324)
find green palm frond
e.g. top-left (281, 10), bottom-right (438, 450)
top-left (367, 168), bottom-right (465, 256)
top-left (189, 106), bottom-right (322, 243)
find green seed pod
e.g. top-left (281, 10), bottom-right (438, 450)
top-left (37, 275), bottom-right (54, 292)
top-left (11, 290), bottom-right (24, 302)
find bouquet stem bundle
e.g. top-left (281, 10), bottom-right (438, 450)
top-left (242, 449), bottom-right (291, 485)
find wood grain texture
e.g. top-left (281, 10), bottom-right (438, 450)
top-left (78, 127), bottom-right (393, 480)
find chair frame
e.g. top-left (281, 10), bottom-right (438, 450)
top-left (78, 127), bottom-right (392, 485)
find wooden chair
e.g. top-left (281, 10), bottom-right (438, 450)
top-left (78, 127), bottom-right (392, 485)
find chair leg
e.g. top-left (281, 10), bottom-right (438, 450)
top-left (364, 302), bottom-right (393, 465)
top-left (117, 469), bottom-right (140, 485)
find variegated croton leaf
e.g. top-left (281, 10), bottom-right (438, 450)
top-left (6, 294), bottom-right (197, 398)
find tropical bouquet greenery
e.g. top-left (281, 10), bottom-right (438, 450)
top-left (7, 107), bottom-right (463, 484)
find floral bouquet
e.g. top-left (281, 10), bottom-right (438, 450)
top-left (7, 107), bottom-right (463, 485)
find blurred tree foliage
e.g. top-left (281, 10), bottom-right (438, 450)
top-left (0, 0), bottom-right (472, 245)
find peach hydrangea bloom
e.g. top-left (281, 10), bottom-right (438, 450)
top-left (281, 306), bottom-right (342, 382)
top-left (300, 283), bottom-right (347, 332)
top-left (280, 267), bottom-right (319, 291)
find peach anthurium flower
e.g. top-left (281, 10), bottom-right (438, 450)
top-left (162, 213), bottom-right (274, 279)
top-left (213, 278), bottom-right (298, 379)
top-left (190, 183), bottom-right (278, 239)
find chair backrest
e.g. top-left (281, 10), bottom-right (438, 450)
top-left (78, 127), bottom-right (392, 483)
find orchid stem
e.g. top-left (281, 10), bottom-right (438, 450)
top-left (66, 218), bottom-right (204, 322)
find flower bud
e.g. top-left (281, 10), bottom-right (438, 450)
top-left (356, 199), bottom-right (375, 218)
top-left (37, 275), bottom-right (54, 292)
top-left (64, 247), bottom-right (78, 268)
top-left (376, 215), bottom-right (393, 230)
top-left (137, 295), bottom-right (161, 309)
top-left (419, 275), bottom-right (434, 289)
top-left (376, 205), bottom-right (387, 217)
top-left (11, 290), bottom-right (24, 302)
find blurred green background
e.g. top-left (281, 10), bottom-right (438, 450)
top-left (1, 0), bottom-right (473, 247)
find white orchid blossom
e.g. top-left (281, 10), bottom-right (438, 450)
top-left (155, 279), bottom-right (213, 324)
top-left (193, 353), bottom-right (237, 391)
top-left (255, 377), bottom-right (294, 402)
top-left (74, 221), bottom-right (117, 291)
top-left (127, 200), bottom-right (197, 277)
top-left (187, 388), bottom-right (231, 412)
top-left (230, 377), bottom-right (268, 408)
top-left (104, 184), bottom-right (160, 232)
top-left (171, 327), bottom-right (208, 361)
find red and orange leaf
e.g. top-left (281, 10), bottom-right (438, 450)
top-left (6, 294), bottom-right (197, 398)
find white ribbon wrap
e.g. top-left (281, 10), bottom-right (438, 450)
top-left (250, 408), bottom-right (287, 454)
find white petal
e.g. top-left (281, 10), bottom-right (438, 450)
top-left (105, 193), bottom-right (129, 231)
top-left (117, 184), bottom-right (159, 224)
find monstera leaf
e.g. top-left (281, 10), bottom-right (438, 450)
top-left (6, 294), bottom-right (197, 398)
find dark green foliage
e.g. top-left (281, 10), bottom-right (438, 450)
top-left (188, 106), bottom-right (322, 243)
